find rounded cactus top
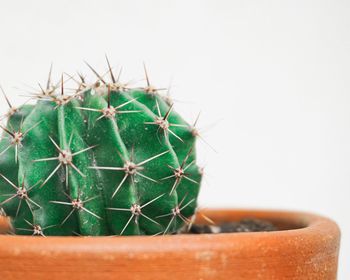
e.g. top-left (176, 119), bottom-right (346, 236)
top-left (0, 61), bottom-right (202, 236)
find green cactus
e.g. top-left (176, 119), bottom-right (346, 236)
top-left (0, 62), bottom-right (202, 236)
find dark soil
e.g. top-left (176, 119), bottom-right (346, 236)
top-left (189, 218), bottom-right (277, 234)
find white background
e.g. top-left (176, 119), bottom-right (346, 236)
top-left (0, 0), bottom-right (349, 278)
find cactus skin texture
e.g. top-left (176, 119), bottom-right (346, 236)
top-left (0, 64), bottom-right (202, 236)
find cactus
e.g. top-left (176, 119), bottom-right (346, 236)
top-left (0, 61), bottom-right (202, 236)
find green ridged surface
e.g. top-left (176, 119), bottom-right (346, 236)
top-left (0, 78), bottom-right (201, 236)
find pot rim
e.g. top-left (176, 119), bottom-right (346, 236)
top-left (0, 208), bottom-right (340, 248)
top-left (0, 209), bottom-right (341, 280)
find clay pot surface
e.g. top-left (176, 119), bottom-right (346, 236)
top-left (0, 209), bottom-right (340, 280)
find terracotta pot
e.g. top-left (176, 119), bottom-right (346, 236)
top-left (0, 209), bottom-right (340, 280)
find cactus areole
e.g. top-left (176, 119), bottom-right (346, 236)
top-left (0, 62), bottom-right (202, 236)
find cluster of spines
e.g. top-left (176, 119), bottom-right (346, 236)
top-left (0, 59), bottom-right (210, 236)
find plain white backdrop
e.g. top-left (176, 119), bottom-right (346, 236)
top-left (0, 0), bottom-right (349, 278)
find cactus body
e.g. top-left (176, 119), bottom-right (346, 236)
top-left (0, 67), bottom-right (201, 236)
